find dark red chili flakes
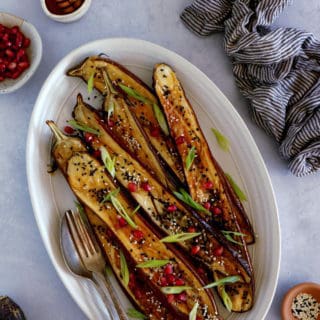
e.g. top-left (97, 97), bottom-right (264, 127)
top-left (128, 182), bottom-right (138, 192)
top-left (141, 182), bottom-right (152, 192)
top-left (64, 126), bottom-right (75, 134)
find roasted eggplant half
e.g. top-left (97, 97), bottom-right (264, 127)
top-left (71, 95), bottom-right (254, 312)
top-left (153, 63), bottom-right (255, 246)
top-left (47, 120), bottom-right (220, 320)
top-left (67, 56), bottom-right (185, 185)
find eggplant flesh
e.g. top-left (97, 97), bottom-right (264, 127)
top-left (72, 96), bottom-right (254, 312)
top-left (102, 93), bottom-right (176, 190)
top-left (47, 120), bottom-right (220, 320)
top-left (67, 56), bottom-right (185, 185)
top-left (153, 63), bottom-right (255, 246)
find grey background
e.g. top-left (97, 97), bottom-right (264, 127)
top-left (0, 1), bottom-right (319, 319)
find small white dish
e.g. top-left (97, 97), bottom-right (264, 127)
top-left (0, 12), bottom-right (42, 94)
top-left (40, 0), bottom-right (92, 23)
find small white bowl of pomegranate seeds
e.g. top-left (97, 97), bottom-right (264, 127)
top-left (0, 12), bottom-right (42, 94)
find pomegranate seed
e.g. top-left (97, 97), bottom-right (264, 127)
top-left (167, 294), bottom-right (175, 303)
top-left (128, 182), bottom-right (137, 192)
top-left (23, 38), bottom-right (30, 48)
top-left (166, 274), bottom-right (176, 285)
top-left (191, 245), bottom-right (201, 255)
top-left (177, 292), bottom-right (187, 301)
top-left (197, 267), bottom-right (205, 276)
top-left (5, 49), bottom-right (14, 58)
top-left (150, 127), bottom-right (160, 137)
top-left (203, 181), bottom-right (213, 189)
top-left (118, 216), bottom-right (127, 227)
top-left (164, 264), bottom-right (173, 275)
top-left (134, 289), bottom-right (142, 299)
top-left (160, 277), bottom-right (168, 286)
top-left (2, 33), bottom-right (9, 42)
top-left (11, 26), bottom-right (19, 34)
top-left (204, 202), bottom-right (211, 210)
top-left (16, 49), bottom-right (25, 61)
top-left (212, 206), bottom-right (222, 215)
top-left (175, 278), bottom-right (185, 286)
top-left (11, 71), bottom-right (20, 79)
top-left (132, 230), bottom-right (144, 240)
top-left (0, 63), bottom-right (6, 72)
top-left (167, 204), bottom-right (177, 212)
top-left (64, 126), bottom-right (75, 134)
top-left (141, 182), bottom-right (152, 192)
top-left (188, 226), bottom-right (196, 233)
top-left (213, 246), bottom-right (224, 256)
top-left (84, 132), bottom-right (94, 143)
top-left (107, 119), bottom-right (115, 127)
top-left (175, 136), bottom-right (185, 145)
top-left (18, 61), bottom-right (30, 70)
top-left (92, 149), bottom-right (101, 158)
top-left (129, 273), bottom-right (136, 285)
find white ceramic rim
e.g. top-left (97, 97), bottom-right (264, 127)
top-left (26, 37), bottom-right (281, 320)
top-left (0, 12), bottom-right (42, 94)
top-left (40, 0), bottom-right (92, 23)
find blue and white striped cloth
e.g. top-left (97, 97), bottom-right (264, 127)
top-left (181, 0), bottom-right (320, 177)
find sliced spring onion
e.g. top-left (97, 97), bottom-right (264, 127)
top-left (100, 146), bottom-right (116, 178)
top-left (185, 146), bottom-right (196, 170)
top-left (221, 286), bottom-right (233, 312)
top-left (211, 128), bottom-right (230, 152)
top-left (203, 275), bottom-right (241, 289)
top-left (152, 103), bottom-right (170, 136)
top-left (222, 230), bottom-right (245, 246)
top-left (127, 308), bottom-right (147, 319)
top-left (136, 259), bottom-right (170, 268)
top-left (67, 119), bottom-right (100, 136)
top-left (189, 301), bottom-right (199, 320)
top-left (161, 286), bottom-right (192, 294)
top-left (74, 201), bottom-right (86, 221)
top-left (131, 205), bottom-right (141, 216)
top-left (173, 188), bottom-right (211, 215)
top-left (101, 188), bottom-right (120, 203)
top-left (160, 232), bottom-right (201, 243)
top-left (120, 250), bottom-right (129, 287)
top-left (225, 173), bottom-right (247, 201)
top-left (87, 70), bottom-right (95, 94)
top-left (105, 265), bottom-right (112, 276)
top-left (119, 84), bottom-right (149, 104)
top-left (101, 189), bottom-right (137, 229)
top-left (119, 84), bottom-right (170, 136)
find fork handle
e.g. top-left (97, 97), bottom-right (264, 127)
top-left (92, 271), bottom-right (127, 320)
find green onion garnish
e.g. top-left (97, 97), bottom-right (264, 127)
top-left (119, 84), bottom-right (169, 136)
top-left (161, 286), bottom-right (192, 294)
top-left (119, 84), bottom-right (150, 104)
top-left (185, 146), bottom-right (196, 170)
top-left (173, 188), bottom-right (211, 215)
top-left (105, 265), bottom-right (112, 276)
top-left (211, 128), bottom-right (230, 152)
top-left (203, 275), bottom-right (241, 289)
top-left (101, 188), bottom-right (137, 229)
top-left (100, 146), bottom-right (116, 178)
top-left (87, 70), bottom-right (95, 94)
top-left (189, 301), bottom-right (199, 320)
top-left (120, 250), bottom-right (129, 287)
top-left (74, 201), bottom-right (86, 221)
top-left (136, 259), bottom-right (170, 268)
top-left (222, 230), bottom-right (245, 246)
top-left (160, 232), bottom-right (201, 243)
top-left (221, 286), bottom-right (233, 312)
top-left (67, 120), bottom-right (100, 136)
top-left (131, 205), bottom-right (141, 216)
top-left (225, 173), bottom-right (247, 201)
top-left (152, 103), bottom-right (170, 136)
top-left (127, 308), bottom-right (147, 319)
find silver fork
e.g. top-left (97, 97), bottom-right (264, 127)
top-left (65, 209), bottom-right (127, 320)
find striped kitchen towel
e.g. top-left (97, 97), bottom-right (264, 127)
top-left (181, 0), bottom-right (320, 177)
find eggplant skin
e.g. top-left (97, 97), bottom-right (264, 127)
top-left (47, 119), bottom-right (221, 320)
top-left (72, 95), bottom-right (254, 313)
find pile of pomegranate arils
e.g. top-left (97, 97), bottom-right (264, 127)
top-left (0, 23), bottom-right (31, 81)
